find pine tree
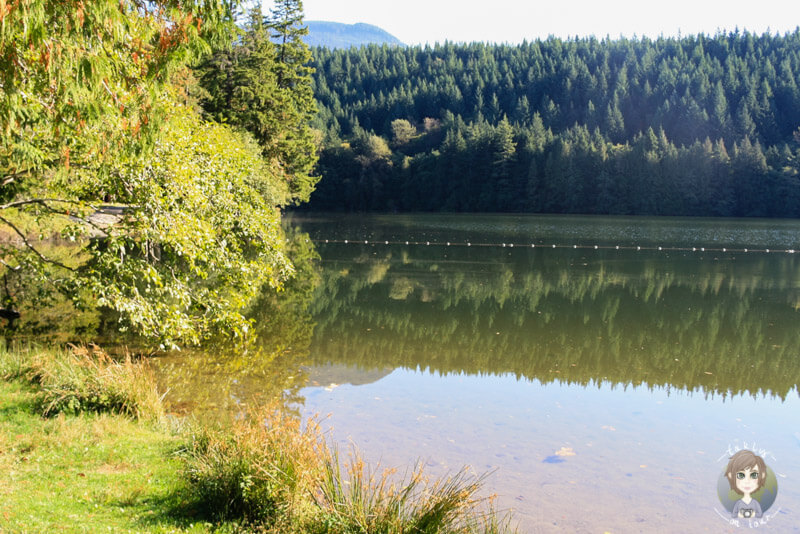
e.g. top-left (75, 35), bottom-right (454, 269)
top-left (267, 0), bottom-right (319, 203)
top-left (710, 81), bottom-right (730, 139)
top-left (493, 117), bottom-right (518, 210)
top-left (196, 2), bottom-right (319, 205)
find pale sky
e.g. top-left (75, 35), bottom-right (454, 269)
top-left (299, 0), bottom-right (800, 45)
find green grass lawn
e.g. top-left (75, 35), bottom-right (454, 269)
top-left (0, 379), bottom-right (217, 533)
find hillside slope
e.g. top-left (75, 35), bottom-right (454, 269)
top-left (305, 21), bottom-right (404, 48)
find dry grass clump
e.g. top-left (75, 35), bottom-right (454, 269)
top-left (181, 404), bottom-right (326, 530)
top-left (180, 406), bottom-right (513, 533)
top-left (312, 451), bottom-right (510, 534)
top-left (0, 344), bottom-right (163, 420)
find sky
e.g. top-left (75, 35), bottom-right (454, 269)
top-left (299, 0), bottom-right (800, 45)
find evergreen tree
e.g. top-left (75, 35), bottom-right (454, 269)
top-left (492, 117), bottom-right (518, 210)
top-left (267, 0), bottom-right (319, 203)
top-left (300, 31), bottom-right (800, 216)
top-left (196, 1), bottom-right (319, 204)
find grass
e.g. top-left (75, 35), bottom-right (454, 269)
top-left (0, 379), bottom-right (201, 533)
top-left (0, 344), bottom-right (514, 533)
top-left (311, 451), bottom-right (508, 534)
top-left (180, 407), bottom-right (326, 530)
top-left (1, 344), bottom-right (164, 420)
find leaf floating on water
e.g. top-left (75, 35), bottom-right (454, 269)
top-left (555, 447), bottom-right (576, 457)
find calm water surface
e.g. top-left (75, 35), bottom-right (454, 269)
top-left (160, 214), bottom-right (800, 533)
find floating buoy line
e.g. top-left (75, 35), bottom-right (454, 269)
top-left (311, 239), bottom-right (798, 255)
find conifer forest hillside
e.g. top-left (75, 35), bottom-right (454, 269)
top-left (307, 32), bottom-right (800, 216)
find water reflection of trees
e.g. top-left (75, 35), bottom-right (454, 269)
top-left (309, 244), bottom-right (800, 400)
top-left (0, 240), bottom-right (100, 345)
top-left (151, 228), bottom-right (322, 418)
top-left (1, 229), bottom-right (323, 419)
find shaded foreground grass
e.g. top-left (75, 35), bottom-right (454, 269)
top-left (1, 345), bottom-right (514, 533)
top-left (0, 379), bottom-right (202, 533)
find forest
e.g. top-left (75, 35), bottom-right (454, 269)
top-left (306, 32), bottom-right (800, 216)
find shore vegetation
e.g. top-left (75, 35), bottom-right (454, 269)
top-left (0, 344), bottom-right (513, 533)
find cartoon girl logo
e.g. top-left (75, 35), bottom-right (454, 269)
top-left (717, 449), bottom-right (779, 525)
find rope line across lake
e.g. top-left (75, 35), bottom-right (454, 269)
top-left (311, 239), bottom-right (798, 255)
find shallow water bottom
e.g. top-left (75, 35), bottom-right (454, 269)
top-left (296, 367), bottom-right (799, 533)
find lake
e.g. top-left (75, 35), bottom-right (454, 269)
top-left (157, 213), bottom-right (800, 532)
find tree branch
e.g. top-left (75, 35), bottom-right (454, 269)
top-left (0, 258), bottom-right (21, 272)
top-left (0, 213), bottom-right (77, 272)
top-left (0, 197), bottom-right (116, 235)
top-left (0, 198), bottom-right (99, 211)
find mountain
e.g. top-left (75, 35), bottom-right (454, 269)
top-left (304, 21), bottom-right (404, 49)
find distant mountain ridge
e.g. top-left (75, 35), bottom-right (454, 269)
top-left (304, 21), bottom-right (404, 49)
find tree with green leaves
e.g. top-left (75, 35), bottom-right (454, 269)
top-left (1, 0), bottom-right (312, 348)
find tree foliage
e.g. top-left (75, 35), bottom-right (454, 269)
top-left (0, 0), bottom-right (231, 200)
top-left (1, 0), bottom-right (318, 347)
top-left (195, 1), bottom-right (319, 204)
top-left (85, 108), bottom-right (292, 345)
top-left (306, 34), bottom-right (800, 216)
